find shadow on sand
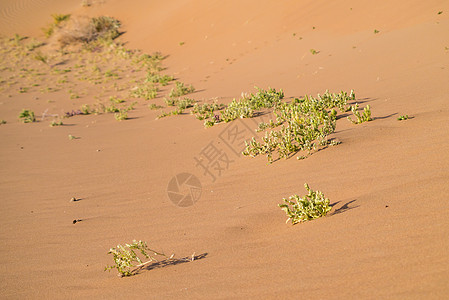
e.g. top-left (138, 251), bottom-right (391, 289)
top-left (330, 199), bottom-right (359, 216)
top-left (132, 252), bottom-right (208, 276)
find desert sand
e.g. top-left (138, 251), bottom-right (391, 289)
top-left (1, 0), bottom-right (449, 298)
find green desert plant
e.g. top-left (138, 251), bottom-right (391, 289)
top-left (146, 72), bottom-right (174, 86)
top-left (191, 102), bottom-right (224, 120)
top-left (171, 107), bottom-right (184, 115)
top-left (279, 183), bottom-right (332, 225)
top-left (91, 16), bottom-right (121, 41)
top-left (204, 119), bottom-right (216, 128)
top-left (163, 97), bottom-right (177, 106)
top-left (109, 96), bottom-right (125, 104)
top-left (169, 81), bottom-right (195, 98)
top-left (26, 39), bottom-right (44, 51)
top-left (0, 119), bottom-right (6, 125)
top-left (54, 15), bottom-right (120, 47)
top-left (148, 103), bottom-right (163, 110)
top-left (68, 134), bottom-right (80, 140)
top-left (310, 49), bottom-right (319, 55)
top-left (220, 87), bottom-right (284, 124)
top-left (114, 109), bottom-right (128, 121)
top-left (242, 90), bottom-right (353, 162)
top-left (43, 14), bottom-right (71, 37)
top-left (18, 109), bottom-right (36, 123)
top-left (347, 104), bottom-right (372, 124)
top-left (50, 119), bottom-right (63, 126)
top-left (12, 33), bottom-right (26, 46)
top-left (81, 104), bottom-right (91, 114)
top-left (157, 111), bottom-right (171, 119)
top-left (397, 114), bottom-right (410, 121)
top-left (130, 83), bottom-right (158, 100)
top-left (221, 98), bottom-right (254, 122)
top-left (105, 240), bottom-right (175, 277)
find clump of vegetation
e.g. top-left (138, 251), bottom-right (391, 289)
top-left (148, 103), bottom-right (163, 110)
top-left (114, 109), bottom-right (128, 121)
top-left (130, 83), bottom-right (158, 100)
top-left (0, 119), bottom-right (6, 125)
top-left (310, 49), bottom-right (319, 55)
top-left (279, 183), bottom-right (332, 225)
top-left (191, 102), bottom-right (224, 120)
top-left (146, 73), bottom-right (174, 86)
top-left (157, 107), bottom-right (184, 119)
top-left (18, 109), bottom-right (36, 123)
top-left (169, 81), bottom-right (195, 98)
top-left (374, 29), bottom-right (380, 34)
top-left (397, 114), bottom-right (410, 121)
top-left (33, 51), bottom-right (48, 64)
top-left (50, 119), bottom-right (63, 126)
top-left (164, 97), bottom-right (195, 109)
top-left (347, 103), bottom-right (372, 124)
top-left (54, 15), bottom-right (121, 47)
top-left (105, 240), bottom-right (181, 277)
top-left (42, 14), bottom-right (71, 38)
top-left (65, 109), bottom-right (84, 117)
top-left (243, 90), bottom-right (354, 163)
top-left (219, 87), bottom-right (284, 125)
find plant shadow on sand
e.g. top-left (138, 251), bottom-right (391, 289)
top-left (329, 199), bottom-right (359, 216)
top-left (132, 252), bottom-right (208, 276)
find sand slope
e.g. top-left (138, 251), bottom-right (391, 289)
top-left (1, 0), bottom-right (449, 299)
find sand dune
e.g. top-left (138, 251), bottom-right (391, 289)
top-left (1, 0), bottom-right (449, 299)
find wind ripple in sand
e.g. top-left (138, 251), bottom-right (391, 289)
top-left (0, 0), bottom-right (75, 36)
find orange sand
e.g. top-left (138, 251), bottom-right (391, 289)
top-left (1, 0), bottom-right (449, 298)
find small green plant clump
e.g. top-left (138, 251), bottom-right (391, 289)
top-left (68, 134), bottom-right (79, 140)
top-left (148, 103), bottom-right (163, 110)
top-left (50, 119), bottom-right (63, 126)
top-left (105, 240), bottom-right (175, 277)
top-left (0, 119), bottom-right (6, 125)
top-left (347, 103), bottom-right (372, 124)
top-left (18, 109), bottom-right (36, 123)
top-left (191, 102), bottom-right (225, 120)
top-left (310, 49), bottom-right (319, 55)
top-left (157, 107), bottom-right (184, 119)
top-left (168, 81), bottom-right (195, 98)
top-left (33, 51), bottom-right (48, 64)
top-left (279, 183), bottom-right (332, 225)
top-left (397, 114), bottom-right (410, 121)
top-left (146, 73), bottom-right (174, 86)
top-left (130, 83), bottom-right (159, 100)
top-left (114, 109), bottom-right (128, 121)
top-left (217, 87), bottom-right (284, 125)
top-left (42, 14), bottom-right (71, 37)
top-left (51, 15), bottom-right (121, 47)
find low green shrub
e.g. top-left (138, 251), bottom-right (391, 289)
top-left (169, 81), bottom-right (195, 98)
top-left (279, 183), bottom-right (331, 225)
top-left (105, 240), bottom-right (174, 277)
top-left (347, 104), bottom-right (372, 124)
top-left (18, 109), bottom-right (36, 123)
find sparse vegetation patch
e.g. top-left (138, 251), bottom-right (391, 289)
top-left (279, 183), bottom-right (332, 225)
